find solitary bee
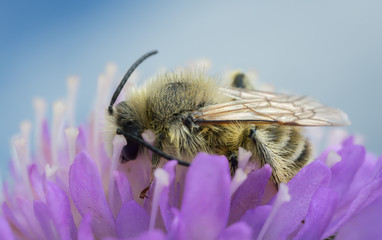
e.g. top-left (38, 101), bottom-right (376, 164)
top-left (105, 50), bottom-right (350, 187)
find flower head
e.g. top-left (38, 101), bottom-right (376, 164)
top-left (2, 65), bottom-right (382, 239)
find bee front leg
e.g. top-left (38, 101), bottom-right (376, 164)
top-left (139, 178), bottom-right (153, 199)
top-left (140, 169), bottom-right (154, 199)
top-left (139, 183), bottom-right (151, 199)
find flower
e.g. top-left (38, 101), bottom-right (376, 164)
top-left (2, 65), bottom-right (382, 240)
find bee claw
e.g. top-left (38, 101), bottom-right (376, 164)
top-left (139, 180), bottom-right (153, 199)
top-left (139, 193), bottom-right (149, 199)
top-left (139, 186), bottom-right (151, 199)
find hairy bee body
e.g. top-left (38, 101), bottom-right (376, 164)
top-left (106, 71), bottom-right (312, 184)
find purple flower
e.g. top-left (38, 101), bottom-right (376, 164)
top-left (2, 66), bottom-right (382, 239)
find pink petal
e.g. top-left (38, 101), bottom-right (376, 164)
top-left (108, 170), bottom-right (133, 217)
top-left (2, 202), bottom-right (28, 237)
top-left (179, 153), bottom-right (231, 239)
top-left (116, 171), bottom-right (134, 203)
top-left (0, 215), bottom-right (15, 240)
top-left (69, 151), bottom-right (116, 238)
top-left (41, 120), bottom-right (52, 165)
top-left (116, 201), bottom-right (149, 238)
top-left (240, 205), bottom-right (272, 238)
top-left (117, 153), bottom-right (152, 204)
top-left (345, 155), bottom-right (382, 201)
top-left (99, 143), bottom-right (111, 179)
top-left (336, 195), bottom-right (382, 239)
top-left (264, 160), bottom-right (331, 239)
top-left (294, 187), bottom-right (338, 240)
top-left (159, 160), bottom-right (177, 231)
top-left (78, 213), bottom-right (94, 240)
top-left (45, 181), bottom-right (77, 240)
top-left (219, 221), bottom-right (252, 240)
top-left (107, 181), bottom-right (121, 218)
top-left (28, 164), bottom-right (45, 201)
top-left (324, 177), bottom-right (382, 237)
top-left (33, 200), bottom-right (58, 239)
top-left (167, 208), bottom-right (183, 240)
top-left (17, 197), bottom-right (45, 239)
top-left (228, 164), bottom-right (272, 225)
top-left (76, 126), bottom-right (87, 151)
top-left (128, 230), bottom-right (165, 240)
top-left (329, 145), bottom-right (365, 200)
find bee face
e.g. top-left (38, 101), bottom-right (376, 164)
top-left (113, 102), bottom-right (142, 162)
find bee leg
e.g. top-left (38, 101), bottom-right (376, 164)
top-left (139, 173), bottom-right (154, 199)
top-left (243, 125), bottom-right (281, 184)
top-left (139, 184), bottom-right (151, 199)
top-left (228, 152), bottom-right (238, 176)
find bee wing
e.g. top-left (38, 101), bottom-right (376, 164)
top-left (194, 87), bottom-right (350, 126)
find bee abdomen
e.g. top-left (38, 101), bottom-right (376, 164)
top-left (278, 127), bottom-right (309, 163)
top-left (293, 139), bottom-right (311, 166)
top-left (273, 126), bottom-right (312, 169)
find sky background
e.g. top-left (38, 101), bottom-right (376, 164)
top-left (1, 0), bottom-right (381, 170)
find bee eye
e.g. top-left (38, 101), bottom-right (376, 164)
top-left (124, 120), bottom-right (133, 125)
top-left (120, 141), bottom-right (139, 163)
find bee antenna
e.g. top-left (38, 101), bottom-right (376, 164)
top-left (116, 129), bottom-right (190, 167)
top-left (108, 50), bottom-right (158, 115)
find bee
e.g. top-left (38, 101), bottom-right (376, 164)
top-left (105, 50), bottom-right (350, 189)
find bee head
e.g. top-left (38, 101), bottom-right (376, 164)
top-left (106, 50), bottom-right (158, 162)
top-left (106, 50), bottom-right (189, 167)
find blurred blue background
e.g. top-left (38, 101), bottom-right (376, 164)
top-left (1, 0), bottom-right (381, 170)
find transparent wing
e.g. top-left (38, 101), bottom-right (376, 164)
top-left (194, 87), bottom-right (350, 126)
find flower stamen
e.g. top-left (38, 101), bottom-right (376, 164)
top-left (52, 101), bottom-right (66, 165)
top-left (33, 98), bottom-right (46, 161)
top-left (326, 150), bottom-right (342, 168)
top-left (149, 168), bottom-right (170, 230)
top-left (20, 121), bottom-right (32, 165)
top-left (66, 76), bottom-right (79, 127)
top-left (13, 137), bottom-right (29, 183)
top-left (238, 147), bottom-right (251, 171)
top-left (65, 127), bottom-right (79, 165)
top-left (230, 169), bottom-right (247, 197)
